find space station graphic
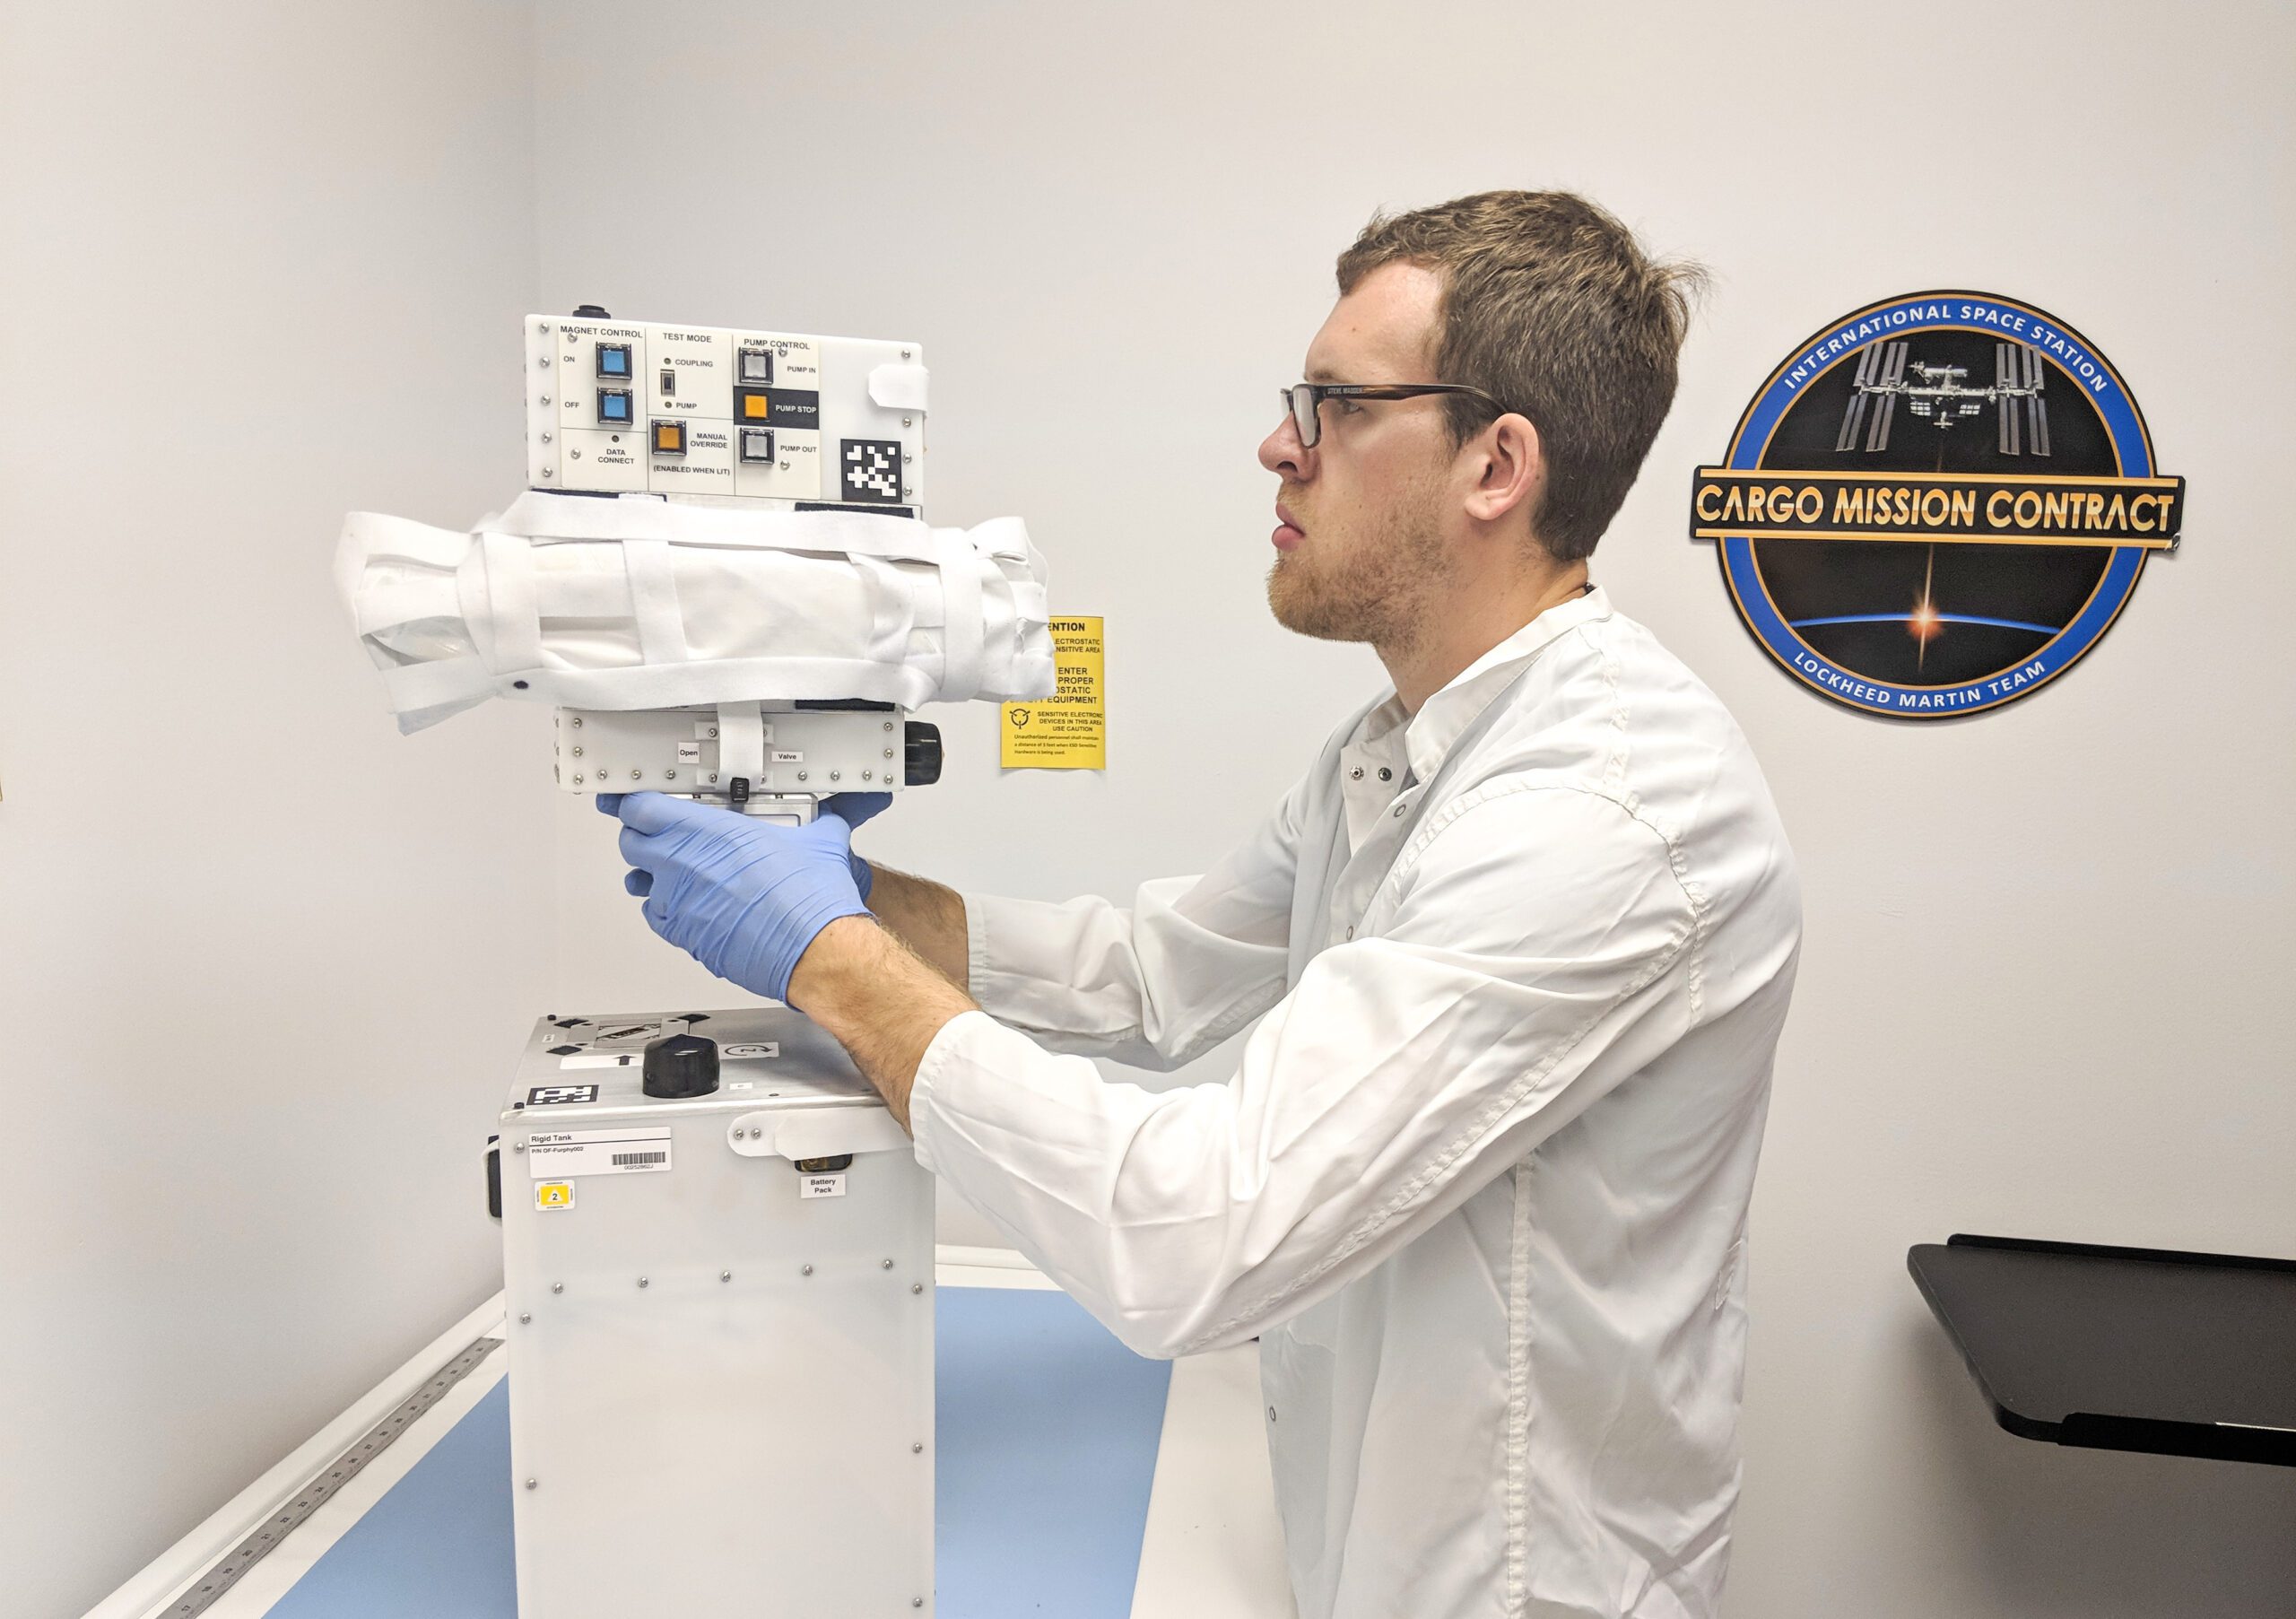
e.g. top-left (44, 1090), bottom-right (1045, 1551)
top-left (1689, 292), bottom-right (2185, 718)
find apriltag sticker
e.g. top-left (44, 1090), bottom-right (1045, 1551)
top-left (527, 1128), bottom-right (673, 1179)
top-left (526, 1084), bottom-right (599, 1106)
top-left (800, 1174), bottom-right (848, 1199)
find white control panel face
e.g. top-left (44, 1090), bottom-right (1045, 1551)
top-left (524, 315), bottom-right (925, 512)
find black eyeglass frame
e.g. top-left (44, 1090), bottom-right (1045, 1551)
top-left (1280, 381), bottom-right (1512, 449)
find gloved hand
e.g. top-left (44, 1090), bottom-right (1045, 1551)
top-left (599, 792), bottom-right (874, 1003)
top-left (821, 792), bottom-right (891, 901)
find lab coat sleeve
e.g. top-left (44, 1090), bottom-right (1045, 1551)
top-left (958, 775), bottom-right (1308, 1071)
top-left (909, 784), bottom-right (1698, 1359)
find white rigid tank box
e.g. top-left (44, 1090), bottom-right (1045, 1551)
top-left (497, 1007), bottom-right (935, 1616)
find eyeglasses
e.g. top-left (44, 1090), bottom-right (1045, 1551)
top-left (1280, 381), bottom-right (1510, 449)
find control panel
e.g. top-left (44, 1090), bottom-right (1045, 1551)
top-left (524, 310), bottom-right (926, 511)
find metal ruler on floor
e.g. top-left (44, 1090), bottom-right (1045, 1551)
top-left (157, 1335), bottom-right (501, 1616)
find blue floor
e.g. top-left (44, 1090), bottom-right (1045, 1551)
top-left (266, 1286), bottom-right (1172, 1617)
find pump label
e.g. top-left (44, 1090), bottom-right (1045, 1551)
top-left (526, 1128), bottom-right (673, 1179)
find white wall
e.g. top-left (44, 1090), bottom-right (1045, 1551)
top-left (0, 8), bottom-right (549, 1616)
top-left (535, 3), bottom-right (2296, 1615)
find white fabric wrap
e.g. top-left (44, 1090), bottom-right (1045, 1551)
top-left (335, 492), bottom-right (1055, 733)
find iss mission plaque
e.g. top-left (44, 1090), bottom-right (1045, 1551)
top-left (1690, 292), bottom-right (2185, 718)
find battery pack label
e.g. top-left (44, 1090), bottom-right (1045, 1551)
top-left (801, 1174), bottom-right (848, 1199)
top-left (527, 1128), bottom-right (673, 1179)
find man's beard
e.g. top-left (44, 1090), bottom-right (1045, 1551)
top-left (1265, 485), bottom-right (1451, 653)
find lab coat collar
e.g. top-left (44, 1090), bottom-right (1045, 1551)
top-left (1377, 586), bottom-right (1613, 786)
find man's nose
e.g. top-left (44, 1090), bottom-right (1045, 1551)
top-left (1259, 413), bottom-right (1314, 481)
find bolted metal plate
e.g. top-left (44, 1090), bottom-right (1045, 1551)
top-left (160, 1336), bottom-right (502, 1616)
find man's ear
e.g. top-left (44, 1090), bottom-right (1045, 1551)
top-left (1462, 413), bottom-right (1543, 529)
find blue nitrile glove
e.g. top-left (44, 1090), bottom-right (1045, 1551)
top-left (598, 792), bottom-right (874, 1003)
top-left (820, 792), bottom-right (891, 901)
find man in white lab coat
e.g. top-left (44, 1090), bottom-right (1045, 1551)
top-left (605, 189), bottom-right (1803, 1619)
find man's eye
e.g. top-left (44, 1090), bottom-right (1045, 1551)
top-left (1336, 400), bottom-right (1365, 414)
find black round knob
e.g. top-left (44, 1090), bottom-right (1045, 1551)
top-left (643, 1032), bottom-right (719, 1099)
top-left (904, 721), bottom-right (944, 787)
top-left (570, 302), bottom-right (612, 319)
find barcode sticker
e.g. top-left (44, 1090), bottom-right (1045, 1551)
top-left (527, 1128), bottom-right (674, 1179)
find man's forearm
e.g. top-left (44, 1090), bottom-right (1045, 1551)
top-left (787, 916), bottom-right (978, 1131)
top-left (864, 865), bottom-right (970, 991)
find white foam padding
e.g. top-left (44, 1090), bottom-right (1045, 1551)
top-left (336, 492), bottom-right (1054, 733)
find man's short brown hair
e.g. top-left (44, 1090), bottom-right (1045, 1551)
top-left (1335, 191), bottom-right (1704, 562)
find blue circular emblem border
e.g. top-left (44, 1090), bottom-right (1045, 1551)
top-left (1717, 292), bottom-right (2156, 718)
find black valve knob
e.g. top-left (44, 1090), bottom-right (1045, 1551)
top-left (643, 1032), bottom-right (719, 1099)
top-left (904, 721), bottom-right (944, 787)
top-left (570, 302), bottom-right (612, 319)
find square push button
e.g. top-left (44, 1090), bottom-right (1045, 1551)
top-left (737, 348), bottom-right (773, 385)
top-left (651, 420), bottom-right (688, 457)
top-left (739, 428), bottom-right (775, 464)
top-left (596, 387), bottom-right (633, 425)
top-left (596, 343), bottom-right (631, 379)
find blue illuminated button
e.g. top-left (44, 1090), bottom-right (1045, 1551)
top-left (596, 343), bottom-right (631, 379)
top-left (596, 388), bottom-right (633, 424)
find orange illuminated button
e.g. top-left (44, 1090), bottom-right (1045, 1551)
top-left (650, 420), bottom-right (687, 457)
top-left (742, 394), bottom-right (772, 420)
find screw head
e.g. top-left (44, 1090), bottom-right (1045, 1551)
top-left (570, 448), bottom-right (582, 460)
top-left (665, 770), bottom-right (676, 780)
top-left (801, 1264), bottom-right (814, 1276)
top-left (707, 726), bottom-right (718, 737)
top-left (637, 1276), bottom-right (648, 1288)
top-left (512, 1141), bottom-right (526, 1153)
top-left (883, 721), bottom-right (895, 732)
top-left (882, 1258), bottom-right (895, 1270)
top-left (911, 1282), bottom-right (924, 1294)
top-left (631, 770), bottom-right (642, 780)
top-left (525, 1477), bottom-right (537, 1489)
top-left (571, 717), bottom-right (583, 727)
top-left (536, 358), bottom-right (549, 370)
top-left (517, 1311), bottom-right (531, 1323)
top-left (720, 1270), bottom-right (732, 1282)
top-left (902, 416), bottom-right (913, 428)
top-left (911, 1441), bottom-right (924, 1453)
top-left (796, 770), bottom-right (808, 782)
top-left (861, 770), bottom-right (873, 781)
top-left (571, 773), bottom-right (584, 785)
top-left (551, 1282), bottom-right (563, 1293)
top-left (539, 394), bottom-right (551, 405)
top-left (540, 432), bottom-right (552, 444)
top-left (829, 770), bottom-right (841, 781)
top-left (541, 467), bottom-right (553, 477)
top-left (571, 746), bottom-right (583, 757)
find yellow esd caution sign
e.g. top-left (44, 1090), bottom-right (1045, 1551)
top-left (1001, 615), bottom-right (1105, 770)
top-left (535, 1181), bottom-right (576, 1212)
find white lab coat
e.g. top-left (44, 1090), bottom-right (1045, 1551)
top-left (909, 588), bottom-right (1802, 1618)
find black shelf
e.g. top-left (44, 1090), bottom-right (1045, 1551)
top-left (1909, 1233), bottom-right (2296, 1468)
